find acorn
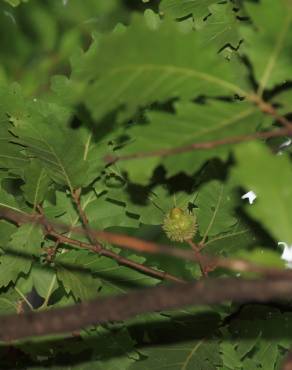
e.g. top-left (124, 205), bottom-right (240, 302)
top-left (162, 207), bottom-right (197, 242)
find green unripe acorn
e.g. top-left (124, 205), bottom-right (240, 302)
top-left (162, 207), bottom-right (197, 242)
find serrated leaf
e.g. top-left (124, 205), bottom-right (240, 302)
top-left (0, 186), bottom-right (24, 214)
top-left (196, 180), bottom-right (237, 239)
top-left (31, 264), bottom-right (58, 300)
top-left (84, 253), bottom-right (160, 295)
top-left (160, 0), bottom-right (215, 20)
top-left (85, 190), bottom-right (140, 229)
top-left (1, 84), bottom-right (97, 191)
top-left (21, 161), bottom-right (51, 207)
top-left (255, 341), bottom-right (278, 370)
top-left (195, 3), bottom-right (241, 50)
top-left (63, 14), bottom-right (246, 122)
top-left (202, 220), bottom-right (255, 257)
top-left (118, 100), bottom-right (262, 182)
top-left (56, 250), bottom-right (99, 301)
top-left (0, 222), bottom-right (42, 287)
top-left (8, 223), bottom-right (44, 257)
top-left (129, 340), bottom-right (222, 370)
top-left (0, 288), bottom-right (21, 315)
top-left (240, 0), bottom-right (292, 92)
top-left (0, 121), bottom-right (28, 170)
top-left (0, 254), bottom-right (31, 288)
top-left (220, 341), bottom-right (242, 370)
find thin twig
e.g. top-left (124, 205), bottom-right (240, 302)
top-left (69, 189), bottom-right (184, 283)
top-left (249, 94), bottom-right (292, 129)
top-left (71, 188), bottom-right (101, 248)
top-left (105, 126), bottom-right (292, 164)
top-left (3, 205), bottom-right (292, 280)
top-left (50, 230), bottom-right (184, 283)
top-left (186, 239), bottom-right (207, 277)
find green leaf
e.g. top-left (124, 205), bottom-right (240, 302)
top-left (0, 288), bottom-right (20, 314)
top-left (196, 180), bottom-right (237, 239)
top-left (85, 190), bottom-right (140, 229)
top-left (84, 254), bottom-right (160, 295)
top-left (220, 341), bottom-right (242, 370)
top-left (117, 100), bottom-right (262, 182)
top-left (130, 340), bottom-right (222, 370)
top-left (3, 0), bottom-right (28, 6)
top-left (160, 0), bottom-right (215, 20)
top-left (0, 254), bottom-right (31, 288)
top-left (0, 186), bottom-right (25, 214)
top-left (21, 160), bottom-right (51, 207)
top-left (0, 121), bottom-right (28, 170)
top-left (236, 248), bottom-right (285, 269)
top-left (255, 340), bottom-right (278, 370)
top-left (8, 223), bottom-right (44, 257)
top-left (56, 250), bottom-right (99, 301)
top-left (31, 264), bottom-right (58, 300)
top-left (65, 14), bottom-right (246, 122)
top-left (195, 3), bottom-right (241, 50)
top-left (0, 222), bottom-right (42, 288)
top-left (240, 0), bottom-right (292, 92)
top-left (232, 142), bottom-right (292, 244)
top-left (202, 220), bottom-right (256, 257)
top-left (1, 84), bottom-right (97, 191)
top-left (271, 88), bottom-right (292, 115)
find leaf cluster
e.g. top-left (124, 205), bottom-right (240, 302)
top-left (0, 0), bottom-right (292, 368)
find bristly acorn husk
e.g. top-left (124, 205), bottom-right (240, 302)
top-left (162, 207), bottom-right (197, 242)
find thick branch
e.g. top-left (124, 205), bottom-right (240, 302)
top-left (2, 278), bottom-right (292, 341)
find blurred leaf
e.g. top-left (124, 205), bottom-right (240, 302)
top-left (233, 142), bottom-right (292, 244)
top-left (195, 3), bottom-right (241, 50)
top-left (62, 14), bottom-right (246, 122)
top-left (159, 0), bottom-right (215, 20)
top-left (3, 0), bottom-right (28, 6)
top-left (240, 0), bottom-right (292, 91)
top-left (220, 341), bottom-right (242, 370)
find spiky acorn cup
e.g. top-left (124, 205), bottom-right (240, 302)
top-left (162, 207), bottom-right (197, 242)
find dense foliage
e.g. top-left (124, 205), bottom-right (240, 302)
top-left (1, 0), bottom-right (292, 368)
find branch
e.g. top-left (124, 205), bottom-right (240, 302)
top-left (250, 94), bottom-right (292, 129)
top-left (2, 205), bottom-right (292, 280)
top-left (2, 278), bottom-right (292, 341)
top-left (68, 189), bottom-right (184, 283)
top-left (186, 239), bottom-right (208, 277)
top-left (105, 127), bottom-right (292, 164)
top-left (50, 230), bottom-right (184, 283)
top-left (71, 188), bottom-right (102, 248)
top-left (281, 350), bottom-right (292, 370)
